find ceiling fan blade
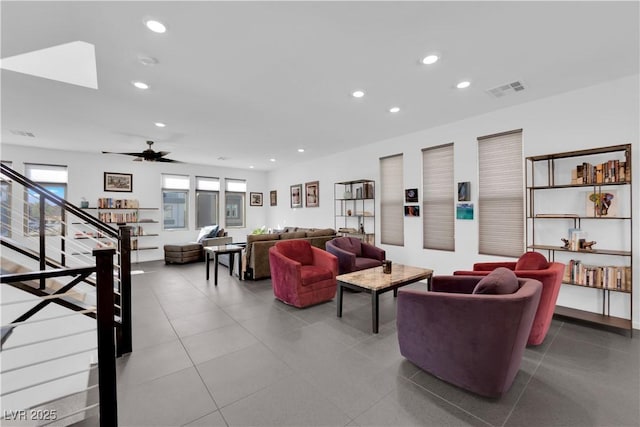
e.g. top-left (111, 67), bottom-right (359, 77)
top-left (102, 151), bottom-right (145, 157)
top-left (133, 157), bottom-right (143, 162)
top-left (155, 157), bottom-right (182, 163)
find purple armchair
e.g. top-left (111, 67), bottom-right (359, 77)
top-left (454, 252), bottom-right (564, 346)
top-left (268, 239), bottom-right (338, 308)
top-left (397, 273), bottom-right (542, 398)
top-left (326, 237), bottom-right (385, 274)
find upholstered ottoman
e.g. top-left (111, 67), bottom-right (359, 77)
top-left (163, 243), bottom-right (202, 264)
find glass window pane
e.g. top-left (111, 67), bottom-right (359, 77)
top-left (196, 190), bottom-right (219, 228)
top-left (163, 190), bottom-right (188, 230)
top-left (24, 184), bottom-right (66, 236)
top-left (1, 181), bottom-right (11, 237)
top-left (25, 164), bottom-right (68, 183)
top-left (225, 192), bottom-right (245, 227)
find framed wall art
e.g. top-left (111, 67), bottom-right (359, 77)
top-left (290, 184), bottom-right (302, 208)
top-left (305, 181), bottom-right (319, 207)
top-left (250, 192), bottom-right (263, 206)
top-left (270, 190), bottom-right (277, 206)
top-left (405, 188), bottom-right (418, 203)
top-left (104, 172), bottom-right (132, 192)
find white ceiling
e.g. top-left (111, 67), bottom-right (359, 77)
top-left (1, 1), bottom-right (638, 170)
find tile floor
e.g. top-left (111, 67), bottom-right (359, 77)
top-left (116, 260), bottom-right (640, 427)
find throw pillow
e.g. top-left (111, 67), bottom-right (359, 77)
top-left (473, 267), bottom-right (519, 295)
top-left (197, 225), bottom-right (218, 243)
top-left (515, 252), bottom-right (548, 270)
top-left (216, 228), bottom-right (225, 237)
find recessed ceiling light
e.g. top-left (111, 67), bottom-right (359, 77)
top-left (270, 158), bottom-right (276, 162)
top-left (154, 122), bottom-right (166, 128)
top-left (138, 55), bottom-right (159, 66)
top-left (456, 81), bottom-right (471, 89)
top-left (145, 20), bottom-right (167, 34)
top-left (352, 90), bottom-right (365, 98)
top-left (132, 81), bottom-right (149, 90)
top-left (421, 55), bottom-right (439, 65)
top-left (389, 107), bottom-right (400, 113)
top-left (298, 148), bottom-right (305, 153)
top-left (249, 165), bottom-right (254, 169)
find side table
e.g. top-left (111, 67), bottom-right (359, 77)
top-left (204, 244), bottom-right (244, 285)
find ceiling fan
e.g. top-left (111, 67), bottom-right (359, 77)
top-left (102, 140), bottom-right (180, 163)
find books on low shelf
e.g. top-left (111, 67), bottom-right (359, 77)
top-left (564, 261), bottom-right (631, 291)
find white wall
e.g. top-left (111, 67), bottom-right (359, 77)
top-left (267, 74), bottom-right (640, 328)
top-left (0, 146), bottom-right (270, 262)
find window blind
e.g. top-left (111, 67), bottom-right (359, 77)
top-left (422, 143), bottom-right (454, 251)
top-left (380, 154), bottom-right (404, 246)
top-left (225, 178), bottom-right (246, 192)
top-left (196, 176), bottom-right (220, 191)
top-left (162, 174), bottom-right (189, 189)
top-left (25, 163), bottom-right (67, 183)
top-left (478, 130), bottom-right (524, 257)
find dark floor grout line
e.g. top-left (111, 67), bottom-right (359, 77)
top-left (499, 321), bottom-right (564, 427)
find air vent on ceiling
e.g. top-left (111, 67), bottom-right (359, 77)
top-left (217, 156), bottom-right (229, 161)
top-left (10, 130), bottom-right (35, 137)
top-left (486, 81), bottom-right (525, 98)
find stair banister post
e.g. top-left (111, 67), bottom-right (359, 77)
top-left (117, 225), bottom-right (133, 356)
top-left (94, 247), bottom-right (117, 427)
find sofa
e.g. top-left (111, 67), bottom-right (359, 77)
top-left (397, 269), bottom-right (542, 398)
top-left (164, 226), bottom-right (231, 264)
top-left (245, 227), bottom-right (336, 280)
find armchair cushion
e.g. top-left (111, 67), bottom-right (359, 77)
top-left (473, 267), bottom-right (519, 294)
top-left (301, 265), bottom-right (333, 286)
top-left (274, 239), bottom-right (314, 265)
top-left (326, 237), bottom-right (385, 274)
top-left (515, 251), bottom-right (548, 270)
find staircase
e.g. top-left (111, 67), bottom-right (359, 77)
top-left (0, 163), bottom-right (133, 426)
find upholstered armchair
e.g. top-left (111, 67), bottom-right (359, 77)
top-left (453, 252), bottom-right (564, 346)
top-left (268, 240), bottom-right (338, 308)
top-left (326, 237), bottom-right (385, 274)
top-left (397, 270), bottom-right (542, 398)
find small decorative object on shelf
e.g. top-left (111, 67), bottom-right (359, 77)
top-left (335, 179), bottom-right (376, 243)
top-left (582, 241), bottom-right (597, 250)
top-left (80, 197), bottom-right (89, 208)
top-left (561, 238), bottom-right (570, 249)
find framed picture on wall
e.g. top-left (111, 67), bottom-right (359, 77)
top-left (458, 182), bottom-right (470, 201)
top-left (405, 188), bottom-right (418, 203)
top-left (104, 172), bottom-right (132, 192)
top-left (270, 190), bottom-right (277, 206)
top-left (305, 181), bottom-right (319, 207)
top-left (250, 192), bottom-right (263, 206)
top-left (290, 184), bottom-right (302, 208)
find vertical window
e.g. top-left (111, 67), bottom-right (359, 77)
top-left (478, 129), bottom-right (524, 257)
top-left (162, 174), bottom-right (189, 230)
top-left (380, 154), bottom-right (404, 246)
top-left (225, 179), bottom-right (246, 228)
top-left (422, 143), bottom-right (454, 251)
top-left (24, 163), bottom-right (67, 236)
top-left (196, 176), bottom-right (220, 228)
top-left (1, 161), bottom-right (13, 237)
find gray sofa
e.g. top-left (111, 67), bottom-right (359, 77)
top-left (245, 227), bottom-right (336, 280)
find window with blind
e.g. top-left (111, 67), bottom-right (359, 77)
top-left (1, 161), bottom-right (12, 237)
top-left (478, 130), bottom-right (524, 257)
top-left (380, 154), bottom-right (404, 246)
top-left (422, 143), bottom-right (454, 251)
top-left (162, 174), bottom-right (189, 230)
top-left (24, 163), bottom-right (67, 236)
top-left (225, 178), bottom-right (246, 228)
top-left (196, 176), bottom-right (219, 228)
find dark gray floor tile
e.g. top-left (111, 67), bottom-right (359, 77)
top-left (116, 339), bottom-right (192, 386)
top-left (118, 367), bottom-right (216, 427)
top-left (238, 309), bottom-right (308, 341)
top-left (305, 316), bottom-right (371, 347)
top-left (131, 314), bottom-right (179, 350)
top-left (298, 348), bottom-right (400, 419)
top-left (353, 330), bottom-right (421, 379)
top-left (555, 319), bottom-right (639, 354)
top-left (222, 298), bottom-right (288, 322)
top-left (196, 342), bottom-right (293, 407)
top-left (181, 324), bottom-right (258, 365)
top-left (184, 410), bottom-right (228, 426)
top-left (158, 296), bottom-right (220, 320)
top-left (169, 307), bottom-right (237, 338)
top-left (220, 376), bottom-right (351, 426)
top-left (288, 300), bottom-right (341, 325)
top-left (353, 377), bottom-right (490, 427)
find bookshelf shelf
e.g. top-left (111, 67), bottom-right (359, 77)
top-left (334, 179), bottom-right (375, 245)
top-left (526, 144), bottom-right (633, 335)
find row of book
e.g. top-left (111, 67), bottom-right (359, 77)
top-left (97, 198), bottom-right (140, 208)
top-left (98, 212), bottom-right (138, 223)
top-left (564, 260), bottom-right (631, 291)
top-left (571, 160), bottom-right (627, 185)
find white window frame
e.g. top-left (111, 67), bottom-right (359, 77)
top-left (162, 174), bottom-right (189, 231)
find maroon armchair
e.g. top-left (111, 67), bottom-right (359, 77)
top-left (326, 237), bottom-right (385, 274)
top-left (268, 239), bottom-right (338, 308)
top-left (397, 271), bottom-right (542, 398)
top-left (453, 252), bottom-right (564, 346)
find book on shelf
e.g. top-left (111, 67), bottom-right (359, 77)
top-left (97, 198), bottom-right (139, 209)
top-left (565, 261), bottom-right (631, 291)
top-left (571, 159), bottom-right (627, 185)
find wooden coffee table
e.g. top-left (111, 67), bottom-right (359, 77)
top-left (337, 264), bottom-right (433, 333)
top-left (204, 244), bottom-right (244, 285)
